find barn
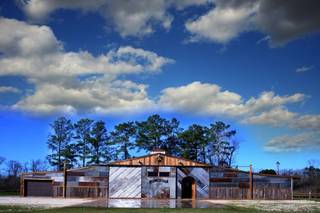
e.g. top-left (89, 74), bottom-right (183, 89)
top-left (21, 150), bottom-right (294, 199)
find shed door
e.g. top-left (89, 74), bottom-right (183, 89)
top-left (25, 180), bottom-right (53, 197)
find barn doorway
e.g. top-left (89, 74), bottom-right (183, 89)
top-left (181, 176), bottom-right (196, 199)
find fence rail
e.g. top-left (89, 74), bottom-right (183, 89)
top-left (53, 186), bottom-right (108, 198)
top-left (293, 192), bottom-right (320, 199)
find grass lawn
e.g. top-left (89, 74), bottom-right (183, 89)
top-left (0, 205), bottom-right (276, 213)
top-left (0, 191), bottom-right (19, 196)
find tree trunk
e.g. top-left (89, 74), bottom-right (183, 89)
top-left (58, 141), bottom-right (61, 171)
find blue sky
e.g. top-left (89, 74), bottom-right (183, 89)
top-left (0, 0), bottom-right (320, 171)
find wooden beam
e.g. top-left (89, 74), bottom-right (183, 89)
top-left (291, 177), bottom-right (294, 200)
top-left (63, 162), bottom-right (67, 198)
top-left (249, 164), bottom-right (253, 200)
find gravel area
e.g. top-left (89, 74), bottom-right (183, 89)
top-left (0, 196), bottom-right (94, 208)
top-left (207, 200), bottom-right (320, 212)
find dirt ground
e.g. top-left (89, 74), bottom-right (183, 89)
top-left (0, 196), bottom-right (319, 212)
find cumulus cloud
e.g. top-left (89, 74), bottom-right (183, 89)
top-left (265, 132), bottom-right (320, 152)
top-left (255, 0), bottom-right (320, 46)
top-left (19, 0), bottom-right (209, 37)
top-left (13, 77), bottom-right (154, 114)
top-left (18, 0), bottom-right (320, 44)
top-left (0, 17), bottom-right (61, 56)
top-left (0, 18), bottom-right (174, 78)
top-left (186, 0), bottom-right (258, 43)
top-left (0, 86), bottom-right (21, 93)
top-left (0, 18), bottom-right (173, 114)
top-left (185, 0), bottom-right (320, 46)
top-left (158, 81), bottom-right (320, 151)
top-left (159, 82), bottom-right (307, 119)
top-left (159, 81), bottom-right (245, 117)
top-left (243, 107), bottom-right (297, 126)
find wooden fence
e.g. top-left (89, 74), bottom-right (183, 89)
top-left (210, 187), bottom-right (291, 200)
top-left (293, 192), bottom-right (320, 200)
top-left (210, 187), bottom-right (249, 199)
top-left (53, 186), bottom-right (108, 198)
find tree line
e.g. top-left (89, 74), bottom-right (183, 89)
top-left (47, 114), bottom-right (238, 170)
top-left (0, 158), bottom-right (48, 194)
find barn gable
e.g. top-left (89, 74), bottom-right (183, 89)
top-left (108, 153), bottom-right (211, 167)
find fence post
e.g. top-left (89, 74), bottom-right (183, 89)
top-left (249, 164), bottom-right (253, 200)
top-left (63, 162), bottom-right (67, 198)
top-left (309, 191), bottom-right (311, 199)
top-left (291, 177), bottom-right (293, 200)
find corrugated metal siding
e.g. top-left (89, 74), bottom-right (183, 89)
top-left (109, 167), bottom-right (141, 198)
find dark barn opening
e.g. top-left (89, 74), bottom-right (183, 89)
top-left (181, 176), bottom-right (196, 199)
top-left (24, 180), bottom-right (53, 197)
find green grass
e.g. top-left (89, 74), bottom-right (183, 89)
top-left (0, 206), bottom-right (273, 213)
top-left (0, 191), bottom-right (19, 196)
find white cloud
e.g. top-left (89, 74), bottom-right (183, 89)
top-left (0, 18), bottom-right (174, 78)
top-left (244, 91), bottom-right (305, 114)
top-left (243, 107), bottom-right (297, 126)
top-left (292, 115), bottom-right (320, 131)
top-left (0, 18), bottom-right (61, 56)
top-left (0, 18), bottom-right (173, 114)
top-left (296, 65), bottom-right (314, 73)
top-left (20, 0), bottom-right (210, 37)
top-left (159, 82), bottom-right (306, 119)
top-left (158, 81), bottom-right (320, 143)
top-left (13, 77), bottom-right (154, 115)
top-left (185, 1), bottom-right (258, 43)
top-left (0, 18), bottom-right (173, 79)
top-left (0, 86), bottom-right (21, 94)
top-left (159, 81), bottom-right (245, 117)
top-left (265, 132), bottom-right (320, 152)
top-left (185, 0), bottom-right (320, 46)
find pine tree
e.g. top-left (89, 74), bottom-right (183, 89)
top-left (178, 124), bottom-right (206, 161)
top-left (111, 122), bottom-right (136, 160)
top-left (47, 117), bottom-right (74, 170)
top-left (135, 114), bottom-right (181, 152)
top-left (88, 121), bottom-right (110, 165)
top-left (74, 118), bottom-right (94, 167)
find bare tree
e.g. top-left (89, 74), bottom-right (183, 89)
top-left (0, 156), bottom-right (5, 165)
top-left (0, 156), bottom-right (5, 176)
top-left (6, 160), bottom-right (22, 177)
top-left (31, 159), bottom-right (49, 172)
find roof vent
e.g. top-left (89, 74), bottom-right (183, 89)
top-left (150, 148), bottom-right (166, 155)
